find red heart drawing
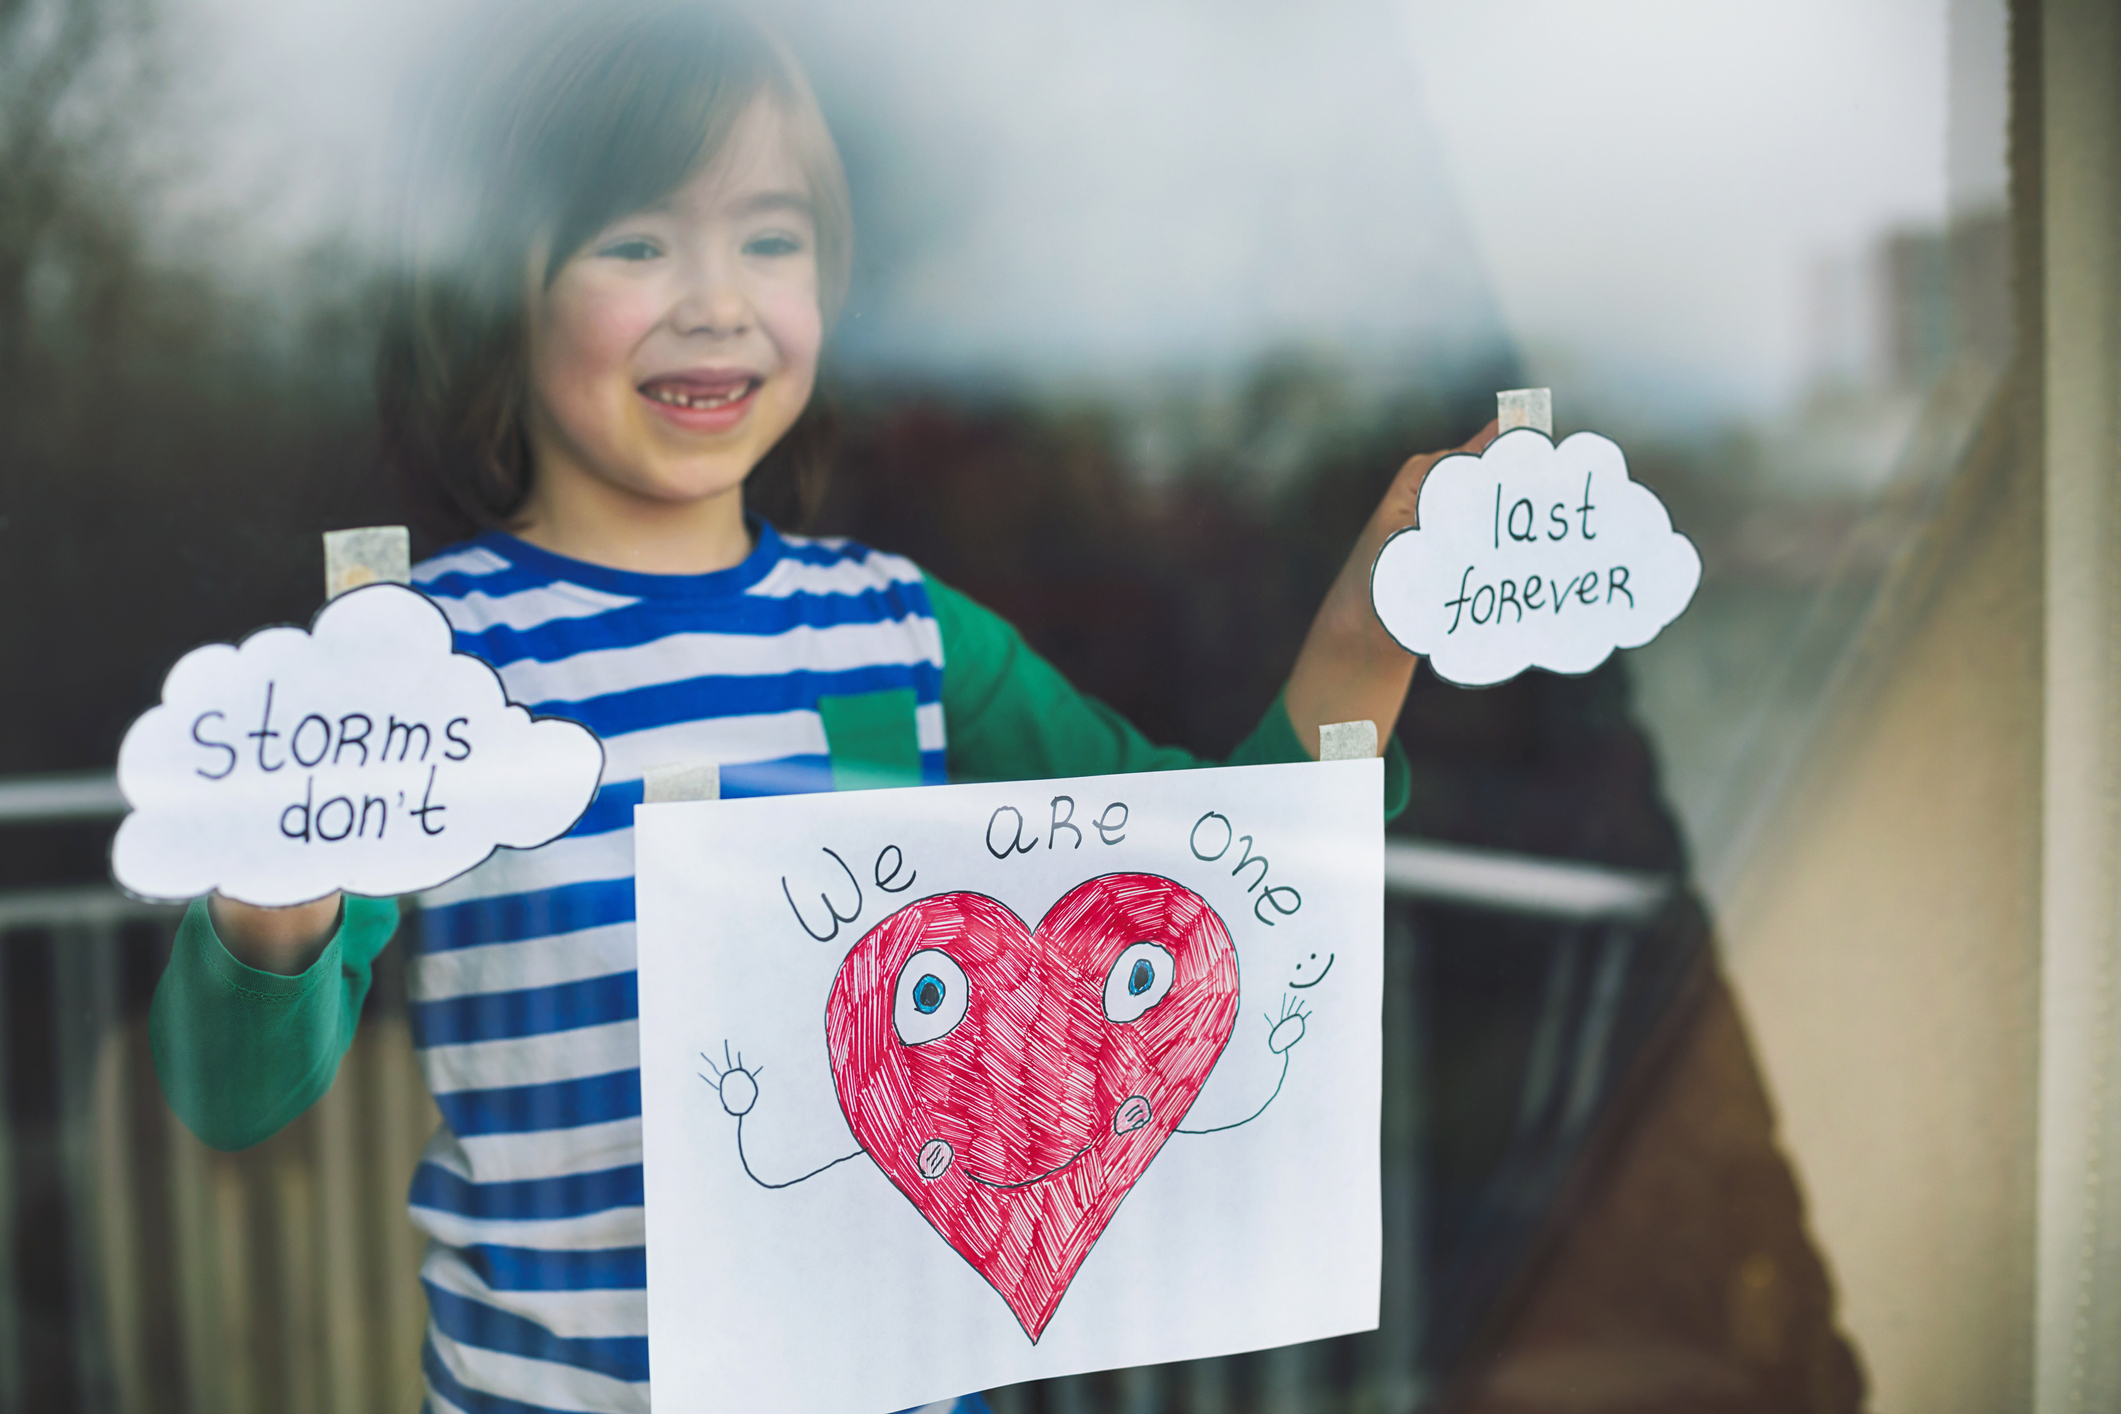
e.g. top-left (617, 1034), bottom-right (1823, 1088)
top-left (825, 874), bottom-right (1240, 1340)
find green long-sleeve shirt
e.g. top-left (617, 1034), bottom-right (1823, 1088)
top-left (151, 572), bottom-right (1409, 1150)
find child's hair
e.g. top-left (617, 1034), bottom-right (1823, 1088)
top-left (377, 0), bottom-right (853, 543)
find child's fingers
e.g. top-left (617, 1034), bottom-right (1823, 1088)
top-left (1378, 419), bottom-right (1500, 531)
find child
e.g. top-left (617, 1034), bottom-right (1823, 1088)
top-left (149, 3), bottom-right (1491, 1410)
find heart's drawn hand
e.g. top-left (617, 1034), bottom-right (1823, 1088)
top-left (700, 1041), bottom-right (761, 1116)
top-left (1267, 994), bottom-right (1310, 1055)
top-left (700, 1041), bottom-right (864, 1190)
top-left (1177, 993), bottom-right (1315, 1137)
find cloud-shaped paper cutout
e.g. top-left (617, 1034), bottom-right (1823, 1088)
top-left (1371, 429), bottom-right (1701, 687)
top-left (113, 583), bottom-right (604, 906)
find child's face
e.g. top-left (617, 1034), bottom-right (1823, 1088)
top-left (523, 98), bottom-right (823, 521)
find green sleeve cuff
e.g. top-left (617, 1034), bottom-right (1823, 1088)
top-left (150, 894), bottom-right (399, 1151)
top-left (193, 909), bottom-right (347, 999)
top-left (1225, 690), bottom-right (1412, 821)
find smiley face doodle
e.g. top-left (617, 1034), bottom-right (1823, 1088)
top-left (700, 873), bottom-right (1311, 1340)
top-left (1290, 950), bottom-right (1334, 989)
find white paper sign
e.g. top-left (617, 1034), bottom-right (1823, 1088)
top-left (635, 760), bottom-right (1383, 1413)
top-left (112, 583), bottom-right (604, 906)
top-left (1370, 428), bottom-right (1701, 686)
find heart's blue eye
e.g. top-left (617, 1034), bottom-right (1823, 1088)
top-left (895, 949), bottom-right (969, 1045)
top-left (1103, 940), bottom-right (1174, 1023)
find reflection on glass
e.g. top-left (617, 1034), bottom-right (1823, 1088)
top-left (0, 0), bottom-right (2012, 1409)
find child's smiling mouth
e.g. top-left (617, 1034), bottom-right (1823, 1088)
top-left (638, 371), bottom-right (763, 432)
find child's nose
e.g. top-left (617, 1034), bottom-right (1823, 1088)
top-left (670, 256), bottom-right (752, 337)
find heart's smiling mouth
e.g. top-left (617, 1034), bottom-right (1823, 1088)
top-left (962, 1140), bottom-right (1095, 1190)
top-left (955, 1094), bottom-right (1155, 1189)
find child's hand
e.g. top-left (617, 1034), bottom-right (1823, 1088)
top-left (208, 891), bottom-right (343, 976)
top-left (1367, 420), bottom-right (1501, 542)
top-left (1284, 420), bottom-right (1501, 758)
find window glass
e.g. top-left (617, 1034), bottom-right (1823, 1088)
top-left (0, 0), bottom-right (2032, 1410)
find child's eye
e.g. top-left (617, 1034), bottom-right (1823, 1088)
top-left (742, 232), bottom-right (804, 258)
top-left (595, 238), bottom-right (661, 261)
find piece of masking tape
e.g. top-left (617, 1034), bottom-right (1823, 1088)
top-left (643, 763), bottom-right (721, 804)
top-left (324, 526), bottom-right (412, 599)
top-left (1319, 720), bottom-right (1379, 762)
top-left (1496, 388), bottom-right (1553, 436)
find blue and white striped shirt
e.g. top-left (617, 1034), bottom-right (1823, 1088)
top-left (402, 524), bottom-right (978, 1414)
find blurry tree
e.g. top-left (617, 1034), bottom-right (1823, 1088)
top-left (0, 0), bottom-right (391, 884)
top-left (0, 0), bottom-right (161, 397)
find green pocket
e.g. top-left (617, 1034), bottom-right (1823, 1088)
top-left (818, 688), bottom-right (923, 791)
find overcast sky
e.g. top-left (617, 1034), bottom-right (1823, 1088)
top-left (1400, 0), bottom-right (1963, 421)
top-left (167, 0), bottom-right (1985, 423)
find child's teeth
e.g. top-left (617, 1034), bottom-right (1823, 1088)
top-left (651, 384), bottom-right (748, 408)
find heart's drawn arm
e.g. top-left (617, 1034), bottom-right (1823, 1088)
top-left (1176, 993), bottom-right (1309, 1136)
top-left (700, 1043), bottom-right (866, 1190)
